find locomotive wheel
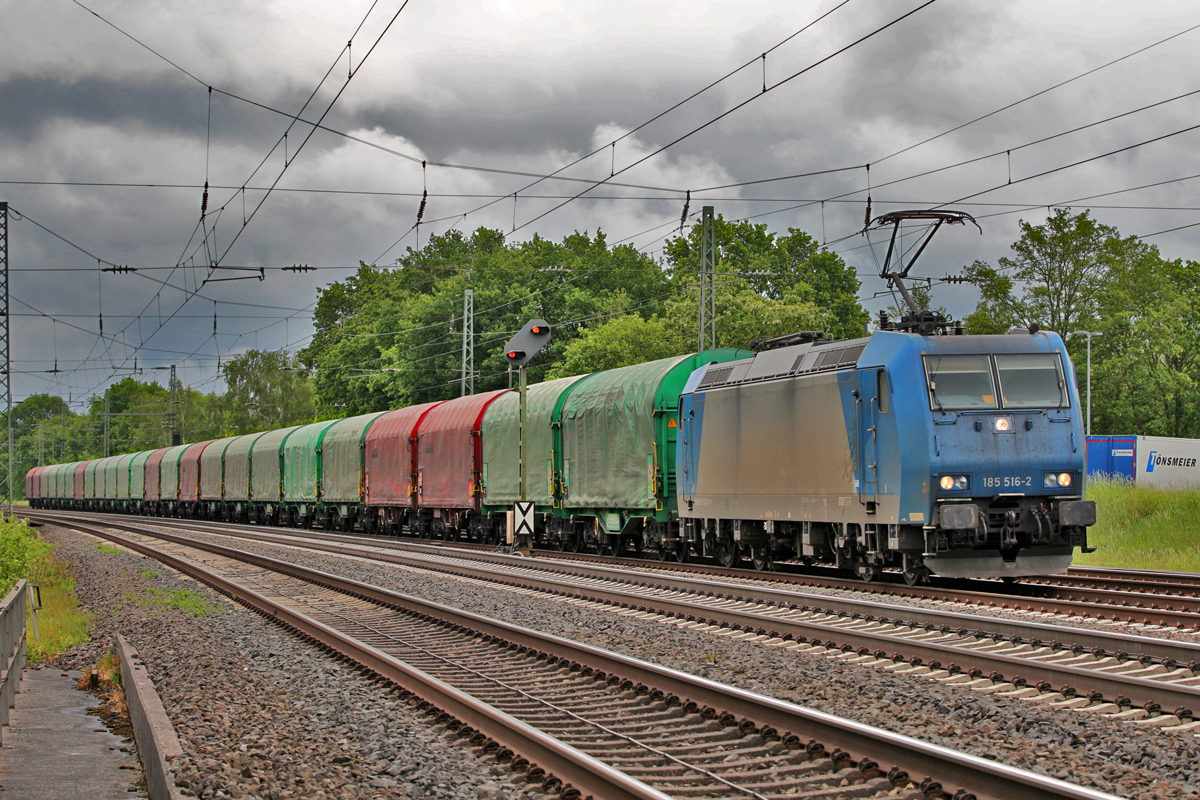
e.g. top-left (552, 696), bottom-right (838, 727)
top-left (714, 538), bottom-right (740, 569)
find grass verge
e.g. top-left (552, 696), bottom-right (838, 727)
top-left (0, 517), bottom-right (94, 661)
top-left (1076, 477), bottom-right (1200, 573)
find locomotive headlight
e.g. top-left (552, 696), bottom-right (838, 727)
top-left (939, 475), bottom-right (969, 491)
top-left (1044, 472), bottom-right (1074, 489)
top-left (992, 415), bottom-right (1014, 433)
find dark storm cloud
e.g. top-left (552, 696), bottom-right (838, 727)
top-left (4, 0), bottom-right (1200, 406)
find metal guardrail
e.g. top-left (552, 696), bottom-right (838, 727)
top-left (0, 579), bottom-right (28, 731)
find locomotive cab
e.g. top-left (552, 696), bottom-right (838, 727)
top-left (878, 330), bottom-right (1095, 578)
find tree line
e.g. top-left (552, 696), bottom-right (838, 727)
top-left (4, 208), bottom-right (1193, 500)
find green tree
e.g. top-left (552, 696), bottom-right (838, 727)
top-left (963, 209), bottom-right (1137, 337)
top-left (301, 228), bottom-right (673, 412)
top-left (964, 208), bottom-right (1200, 437)
top-left (664, 216), bottom-right (867, 339)
top-left (219, 350), bottom-right (316, 434)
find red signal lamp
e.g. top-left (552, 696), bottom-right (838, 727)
top-left (530, 325), bottom-right (549, 335)
top-left (506, 350), bottom-right (526, 361)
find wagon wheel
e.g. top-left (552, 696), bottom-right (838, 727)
top-left (564, 534), bottom-right (582, 553)
top-left (714, 537), bottom-right (740, 569)
top-left (750, 544), bottom-right (774, 572)
top-left (858, 565), bottom-right (883, 582)
top-left (902, 564), bottom-right (930, 586)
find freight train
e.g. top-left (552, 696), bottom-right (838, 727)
top-left (25, 328), bottom-right (1095, 583)
top-left (24, 212), bottom-right (1097, 582)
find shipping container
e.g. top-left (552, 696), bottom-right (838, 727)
top-left (25, 467), bottom-right (40, 500)
top-left (1087, 434), bottom-right (1200, 489)
top-left (416, 391), bottom-right (507, 510)
top-left (130, 450), bottom-right (154, 501)
top-left (364, 402), bottom-right (444, 507)
top-left (74, 461), bottom-right (88, 500)
top-left (282, 420), bottom-right (340, 503)
top-left (480, 376), bottom-right (588, 508)
top-left (144, 447), bottom-right (172, 501)
top-left (178, 440), bottom-right (215, 503)
top-left (559, 351), bottom-right (743, 515)
top-left (223, 432), bottom-right (269, 502)
top-left (199, 437), bottom-right (241, 501)
top-left (250, 426), bottom-right (301, 503)
top-left (318, 412), bottom-right (388, 504)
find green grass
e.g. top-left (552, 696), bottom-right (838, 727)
top-left (0, 516), bottom-right (98, 662)
top-left (1075, 477), bottom-right (1200, 573)
top-left (123, 587), bottom-right (225, 618)
top-left (27, 548), bottom-right (94, 662)
top-left (93, 543), bottom-right (124, 556)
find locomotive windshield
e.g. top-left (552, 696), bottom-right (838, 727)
top-left (924, 355), bottom-right (996, 410)
top-left (995, 353), bottom-right (1069, 408)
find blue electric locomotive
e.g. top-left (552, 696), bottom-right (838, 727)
top-left (677, 328), bottom-right (1095, 582)
top-left (674, 210), bottom-right (1096, 582)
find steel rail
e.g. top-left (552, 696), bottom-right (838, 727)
top-left (43, 511), bottom-right (1122, 800)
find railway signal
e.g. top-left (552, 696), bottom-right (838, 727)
top-left (503, 320), bottom-right (551, 553)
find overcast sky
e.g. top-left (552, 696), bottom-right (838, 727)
top-left (4, 0), bottom-right (1199, 407)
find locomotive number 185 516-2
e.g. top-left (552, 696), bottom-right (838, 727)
top-left (982, 476), bottom-right (1032, 488)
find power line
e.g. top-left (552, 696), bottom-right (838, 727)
top-left (512, 1), bottom-right (940, 234)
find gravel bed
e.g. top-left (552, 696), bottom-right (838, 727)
top-left (138, 523), bottom-right (1200, 800)
top-left (39, 524), bottom-right (553, 800)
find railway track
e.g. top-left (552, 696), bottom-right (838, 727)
top-left (32, 509), bottom-right (1200, 629)
top-left (30, 510), bottom-right (1200, 731)
top-left (33, 510), bottom-right (1123, 800)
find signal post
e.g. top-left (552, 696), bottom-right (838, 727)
top-left (503, 319), bottom-right (551, 554)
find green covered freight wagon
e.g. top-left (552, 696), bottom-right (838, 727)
top-left (250, 426), bottom-right (300, 523)
top-left (157, 444), bottom-right (191, 513)
top-left (318, 411), bottom-right (388, 530)
top-left (129, 450), bottom-right (154, 511)
top-left (479, 375), bottom-right (589, 539)
top-left (554, 349), bottom-right (744, 554)
top-left (281, 420), bottom-right (340, 526)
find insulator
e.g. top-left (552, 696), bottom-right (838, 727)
top-left (417, 189), bottom-right (427, 223)
top-left (680, 190), bottom-right (690, 231)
